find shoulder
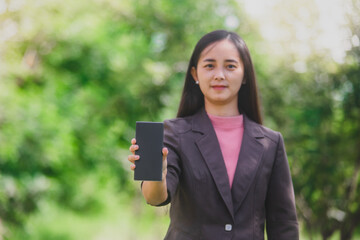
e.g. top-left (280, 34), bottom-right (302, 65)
top-left (261, 125), bottom-right (282, 143)
top-left (245, 116), bottom-right (282, 144)
top-left (164, 115), bottom-right (193, 134)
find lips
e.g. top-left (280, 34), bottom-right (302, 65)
top-left (212, 85), bottom-right (227, 90)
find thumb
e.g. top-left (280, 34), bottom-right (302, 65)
top-left (162, 147), bottom-right (168, 161)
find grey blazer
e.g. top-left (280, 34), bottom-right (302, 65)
top-left (160, 108), bottom-right (299, 240)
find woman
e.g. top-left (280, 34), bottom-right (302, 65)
top-left (128, 30), bottom-right (299, 240)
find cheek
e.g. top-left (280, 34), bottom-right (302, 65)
top-left (197, 70), bottom-right (211, 80)
top-left (198, 80), bottom-right (208, 90)
top-left (228, 72), bottom-right (244, 85)
top-left (229, 79), bottom-right (243, 93)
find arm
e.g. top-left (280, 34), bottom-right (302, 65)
top-left (141, 147), bottom-right (169, 205)
top-left (129, 139), bottom-right (168, 206)
top-left (265, 133), bottom-right (299, 240)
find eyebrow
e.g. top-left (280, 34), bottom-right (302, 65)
top-left (202, 58), bottom-right (239, 64)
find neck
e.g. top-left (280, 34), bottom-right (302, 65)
top-left (204, 101), bottom-right (240, 117)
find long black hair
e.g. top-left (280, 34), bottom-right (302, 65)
top-left (176, 30), bottom-right (262, 124)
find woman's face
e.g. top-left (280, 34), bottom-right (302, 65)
top-left (191, 39), bottom-right (245, 110)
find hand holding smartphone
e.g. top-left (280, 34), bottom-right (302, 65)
top-left (134, 121), bottom-right (164, 181)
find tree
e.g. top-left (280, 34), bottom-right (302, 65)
top-left (0, 0), bottom-right (249, 237)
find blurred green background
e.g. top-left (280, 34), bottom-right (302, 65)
top-left (0, 0), bottom-right (359, 239)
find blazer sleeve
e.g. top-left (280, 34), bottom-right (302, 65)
top-left (265, 132), bottom-right (299, 240)
top-left (156, 119), bottom-right (182, 206)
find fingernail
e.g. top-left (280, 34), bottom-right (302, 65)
top-left (135, 155), bottom-right (140, 160)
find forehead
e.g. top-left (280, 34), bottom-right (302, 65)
top-left (199, 39), bottom-right (240, 60)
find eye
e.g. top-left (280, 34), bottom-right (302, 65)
top-left (227, 64), bottom-right (237, 69)
top-left (204, 64), bottom-right (214, 69)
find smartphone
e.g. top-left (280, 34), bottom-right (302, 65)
top-left (134, 121), bottom-right (164, 181)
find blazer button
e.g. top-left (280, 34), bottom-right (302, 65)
top-left (225, 224), bottom-right (232, 232)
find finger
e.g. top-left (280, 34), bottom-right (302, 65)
top-left (129, 145), bottom-right (139, 154)
top-left (130, 164), bottom-right (136, 171)
top-left (131, 138), bottom-right (136, 145)
top-left (127, 155), bottom-right (134, 163)
top-left (128, 154), bottom-right (140, 163)
top-left (162, 147), bottom-right (168, 156)
top-left (162, 147), bottom-right (168, 160)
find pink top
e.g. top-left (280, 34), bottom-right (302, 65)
top-left (208, 113), bottom-right (244, 188)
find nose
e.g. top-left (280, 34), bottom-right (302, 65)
top-left (214, 68), bottom-right (225, 80)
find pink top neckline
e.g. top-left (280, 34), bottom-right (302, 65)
top-left (207, 113), bottom-right (244, 129)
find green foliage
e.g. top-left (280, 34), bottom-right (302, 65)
top-left (0, 0), bottom-right (359, 239)
top-left (262, 26), bottom-right (360, 240)
top-left (0, 0), bottom-right (247, 238)
top-left (5, 176), bottom-right (169, 240)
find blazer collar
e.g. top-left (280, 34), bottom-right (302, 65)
top-left (192, 107), bottom-right (265, 218)
top-left (192, 107), bottom-right (264, 138)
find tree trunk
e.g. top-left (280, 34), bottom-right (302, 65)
top-left (340, 209), bottom-right (360, 240)
top-left (321, 230), bottom-right (333, 240)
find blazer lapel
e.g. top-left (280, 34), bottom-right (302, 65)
top-left (192, 108), bottom-right (235, 220)
top-left (231, 114), bottom-right (265, 213)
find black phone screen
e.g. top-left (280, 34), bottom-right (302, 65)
top-left (134, 121), bottom-right (164, 181)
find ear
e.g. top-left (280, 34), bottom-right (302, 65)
top-left (242, 77), bottom-right (246, 85)
top-left (191, 67), bottom-right (198, 83)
